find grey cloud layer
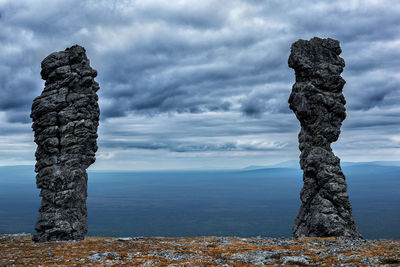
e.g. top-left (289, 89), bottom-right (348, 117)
top-left (0, 0), bottom-right (399, 166)
top-left (1, 0), bottom-right (399, 120)
top-left (97, 112), bottom-right (294, 153)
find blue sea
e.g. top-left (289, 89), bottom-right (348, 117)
top-left (0, 163), bottom-right (399, 239)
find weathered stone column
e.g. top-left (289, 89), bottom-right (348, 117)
top-left (288, 37), bottom-right (361, 238)
top-left (31, 45), bottom-right (100, 242)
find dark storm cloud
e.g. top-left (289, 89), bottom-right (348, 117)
top-left (351, 84), bottom-right (396, 111)
top-left (292, 10), bottom-right (400, 44)
top-left (240, 84), bottom-right (293, 117)
top-left (95, 23), bottom-right (289, 118)
top-left (344, 42), bottom-right (400, 74)
top-left (0, 76), bottom-right (37, 111)
top-left (1, 0), bottom-right (295, 121)
top-left (0, 121), bottom-right (31, 135)
top-left (5, 111), bottom-right (31, 123)
top-left (345, 74), bottom-right (400, 112)
top-left (344, 112), bottom-right (400, 130)
top-left (0, 0), bottom-right (399, 160)
top-left (241, 99), bottom-right (264, 117)
top-left (3, 0), bottom-right (398, 121)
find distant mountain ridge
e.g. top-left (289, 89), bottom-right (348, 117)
top-left (243, 160), bottom-right (400, 170)
top-left (1, 160), bottom-right (400, 172)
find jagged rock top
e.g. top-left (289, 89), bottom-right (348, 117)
top-left (288, 37), bottom-right (345, 93)
top-left (31, 45), bottom-right (99, 125)
top-left (40, 45), bottom-right (97, 80)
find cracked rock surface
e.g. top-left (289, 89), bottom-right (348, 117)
top-left (30, 45), bottom-right (99, 242)
top-left (288, 37), bottom-right (361, 238)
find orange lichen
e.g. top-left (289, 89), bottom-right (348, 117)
top-left (0, 235), bottom-right (399, 266)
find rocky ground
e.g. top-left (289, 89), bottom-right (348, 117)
top-left (0, 234), bottom-right (399, 266)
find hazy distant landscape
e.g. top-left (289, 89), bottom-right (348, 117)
top-left (0, 162), bottom-right (399, 239)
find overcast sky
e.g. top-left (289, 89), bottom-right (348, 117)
top-left (0, 0), bottom-right (399, 170)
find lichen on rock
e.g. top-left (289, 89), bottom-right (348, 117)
top-left (30, 45), bottom-right (99, 242)
top-left (288, 37), bottom-right (361, 238)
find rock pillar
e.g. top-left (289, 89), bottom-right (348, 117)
top-left (288, 37), bottom-right (361, 238)
top-left (31, 45), bottom-right (100, 242)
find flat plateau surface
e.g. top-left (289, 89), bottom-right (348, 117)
top-left (1, 234), bottom-right (399, 266)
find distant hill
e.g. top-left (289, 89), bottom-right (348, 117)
top-left (243, 160), bottom-right (400, 170)
top-left (242, 165), bottom-right (271, 171)
top-left (340, 161), bottom-right (400, 167)
top-left (242, 160), bottom-right (299, 170)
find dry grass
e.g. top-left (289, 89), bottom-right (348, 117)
top-left (0, 235), bottom-right (399, 266)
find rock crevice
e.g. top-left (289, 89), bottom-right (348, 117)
top-left (31, 45), bottom-right (99, 242)
top-left (288, 37), bottom-right (361, 238)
